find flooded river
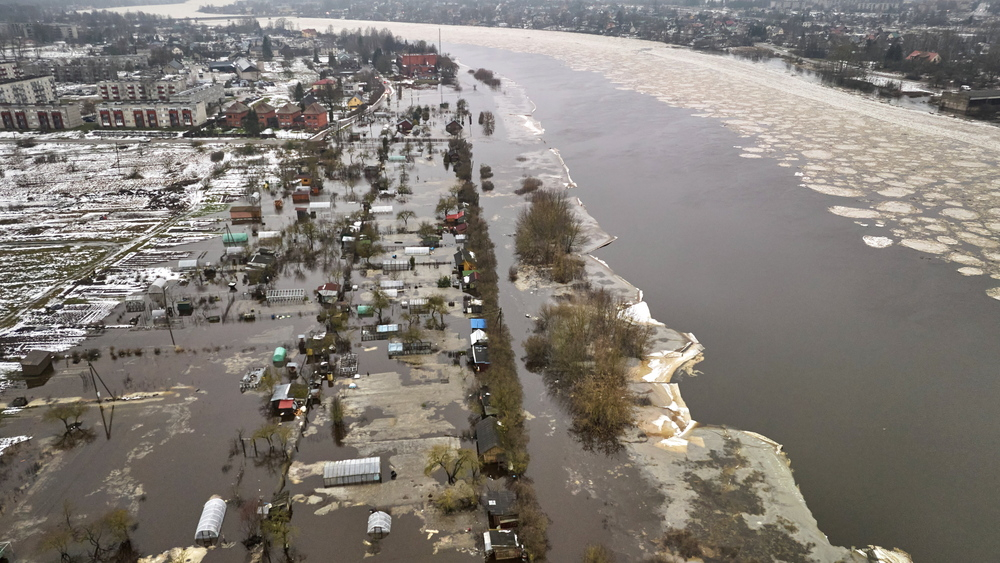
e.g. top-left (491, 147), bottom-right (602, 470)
top-left (449, 45), bottom-right (1000, 561)
top-left (77, 2), bottom-right (1000, 559)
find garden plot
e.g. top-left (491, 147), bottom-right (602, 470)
top-left (0, 141), bottom-right (281, 338)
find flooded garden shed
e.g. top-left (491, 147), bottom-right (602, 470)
top-left (323, 457), bottom-right (382, 486)
top-left (20, 350), bottom-right (53, 376)
top-left (194, 497), bottom-right (227, 547)
top-left (367, 511), bottom-right (391, 540)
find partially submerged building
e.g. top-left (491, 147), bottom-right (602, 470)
top-left (322, 457), bottom-right (382, 486)
top-left (194, 496), bottom-right (227, 547)
top-left (367, 510), bottom-right (391, 540)
top-left (484, 490), bottom-right (518, 529)
top-left (476, 416), bottom-right (505, 464)
top-left (483, 529), bottom-right (523, 560)
top-left (940, 89), bottom-right (1000, 117)
top-left (20, 350), bottom-right (53, 377)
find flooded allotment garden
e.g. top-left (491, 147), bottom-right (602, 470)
top-left (0, 77), bottom-right (521, 562)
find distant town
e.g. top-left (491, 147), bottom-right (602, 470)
top-left (197, 0), bottom-right (1000, 116)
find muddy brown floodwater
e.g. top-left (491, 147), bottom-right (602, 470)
top-left (448, 43), bottom-right (1000, 561)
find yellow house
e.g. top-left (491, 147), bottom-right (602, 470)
top-left (347, 96), bottom-right (364, 111)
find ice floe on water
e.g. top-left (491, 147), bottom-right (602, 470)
top-left (901, 239), bottom-right (951, 254)
top-left (863, 236), bottom-right (894, 249)
top-left (831, 206), bottom-right (881, 219)
top-left (409, 28), bottom-right (1000, 298)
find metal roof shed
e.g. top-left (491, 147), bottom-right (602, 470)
top-left (367, 511), bottom-right (391, 539)
top-left (271, 383), bottom-right (291, 402)
top-left (323, 457), bottom-right (382, 486)
top-left (194, 497), bottom-right (227, 547)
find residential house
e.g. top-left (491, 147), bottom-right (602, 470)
top-left (906, 51), bottom-right (941, 64)
top-left (470, 339), bottom-right (489, 370)
top-left (454, 248), bottom-right (475, 272)
top-left (445, 119), bottom-right (463, 136)
top-left (276, 102), bottom-right (302, 127)
top-left (254, 101), bottom-right (278, 128)
top-left (483, 530), bottom-right (524, 561)
top-left (346, 95), bottom-right (364, 111)
top-left (162, 59), bottom-right (185, 74)
top-left (224, 100), bottom-right (250, 127)
top-left (475, 416), bottom-right (505, 464)
top-left (396, 117), bottom-right (413, 134)
top-left (397, 53), bottom-right (438, 77)
top-left (483, 491), bottom-right (518, 529)
top-left (233, 57), bottom-right (260, 81)
top-left (302, 102), bottom-right (328, 129)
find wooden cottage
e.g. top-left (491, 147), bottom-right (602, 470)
top-left (483, 529), bottom-right (523, 560)
top-left (475, 416), bottom-right (505, 464)
top-left (484, 490), bottom-right (518, 529)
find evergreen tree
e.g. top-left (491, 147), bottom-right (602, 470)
top-left (294, 82), bottom-right (305, 102)
top-left (243, 108), bottom-right (261, 137)
top-left (262, 35), bottom-right (273, 60)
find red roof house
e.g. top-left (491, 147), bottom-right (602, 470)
top-left (302, 102), bottom-right (328, 129)
top-left (276, 102), bottom-right (302, 128)
top-left (398, 53), bottom-right (438, 77)
top-left (224, 101), bottom-right (250, 128)
top-left (255, 102), bottom-right (277, 128)
top-left (906, 51), bottom-right (941, 63)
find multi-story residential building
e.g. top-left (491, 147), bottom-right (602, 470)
top-left (98, 75), bottom-right (191, 102)
top-left (0, 61), bottom-right (22, 80)
top-left (0, 75), bottom-right (57, 105)
top-left (0, 103), bottom-right (81, 130)
top-left (97, 101), bottom-right (207, 129)
top-left (95, 82), bottom-right (223, 130)
top-left (0, 70), bottom-right (82, 131)
top-left (21, 55), bottom-right (149, 84)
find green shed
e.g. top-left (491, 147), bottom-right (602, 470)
top-left (223, 232), bottom-right (249, 246)
top-left (357, 305), bottom-right (374, 318)
top-left (273, 347), bottom-right (287, 364)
